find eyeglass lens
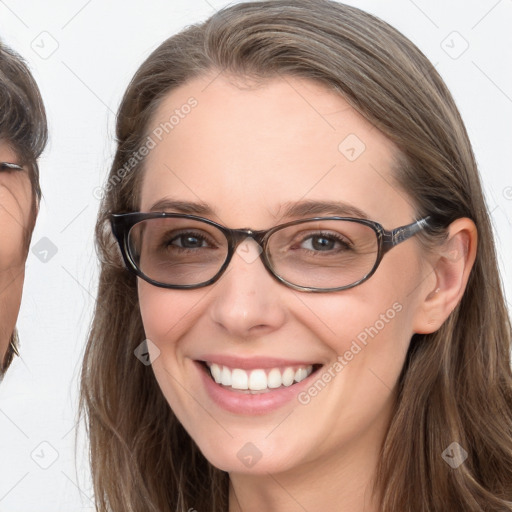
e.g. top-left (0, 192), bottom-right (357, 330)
top-left (127, 217), bottom-right (380, 289)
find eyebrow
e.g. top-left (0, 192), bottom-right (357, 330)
top-left (149, 199), bottom-right (215, 215)
top-left (279, 200), bottom-right (371, 220)
top-left (149, 198), bottom-right (370, 221)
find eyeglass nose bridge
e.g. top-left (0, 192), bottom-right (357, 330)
top-left (226, 228), bottom-right (268, 249)
top-left (220, 227), bottom-right (274, 277)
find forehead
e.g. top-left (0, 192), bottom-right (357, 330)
top-left (140, 73), bottom-right (413, 227)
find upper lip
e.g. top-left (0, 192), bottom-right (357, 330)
top-left (197, 354), bottom-right (321, 370)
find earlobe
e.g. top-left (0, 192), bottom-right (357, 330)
top-left (413, 218), bottom-right (477, 334)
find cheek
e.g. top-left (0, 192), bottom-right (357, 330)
top-left (137, 281), bottom-right (209, 433)
top-left (293, 255), bottom-right (419, 405)
top-left (0, 269), bottom-right (24, 362)
top-left (286, 294), bottom-right (412, 457)
top-left (137, 281), bottom-right (205, 351)
top-left (0, 180), bottom-right (32, 269)
top-left (299, 293), bottom-right (411, 402)
top-left (297, 285), bottom-right (411, 356)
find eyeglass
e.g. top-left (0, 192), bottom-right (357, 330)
top-left (0, 162), bottom-right (23, 171)
top-left (110, 212), bottom-right (430, 292)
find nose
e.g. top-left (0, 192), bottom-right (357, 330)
top-left (208, 239), bottom-right (287, 339)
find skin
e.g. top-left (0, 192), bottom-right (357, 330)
top-left (137, 74), bottom-right (477, 512)
top-left (0, 142), bottom-right (33, 374)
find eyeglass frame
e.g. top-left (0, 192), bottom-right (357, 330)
top-left (110, 212), bottom-right (431, 293)
top-left (0, 162), bottom-right (23, 171)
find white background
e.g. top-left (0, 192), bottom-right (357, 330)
top-left (0, 0), bottom-right (510, 510)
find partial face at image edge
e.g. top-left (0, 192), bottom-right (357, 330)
top-left (0, 143), bottom-right (34, 377)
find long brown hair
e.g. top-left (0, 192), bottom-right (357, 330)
top-left (80, 1), bottom-right (512, 510)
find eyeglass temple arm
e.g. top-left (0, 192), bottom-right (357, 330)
top-left (382, 217), bottom-right (430, 249)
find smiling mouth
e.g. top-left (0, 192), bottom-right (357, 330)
top-left (198, 361), bottom-right (323, 394)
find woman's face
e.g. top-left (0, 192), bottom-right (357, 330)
top-left (0, 142), bottom-right (32, 370)
top-left (137, 74), bottom-right (432, 475)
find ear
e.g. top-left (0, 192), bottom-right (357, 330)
top-left (412, 217), bottom-right (477, 334)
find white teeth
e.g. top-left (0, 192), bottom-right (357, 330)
top-left (294, 367), bottom-right (309, 382)
top-left (210, 363), bottom-right (222, 384)
top-left (231, 369), bottom-right (249, 390)
top-left (281, 367), bottom-right (295, 386)
top-left (221, 365), bottom-right (232, 386)
top-left (248, 369), bottom-right (267, 391)
top-left (206, 362), bottom-right (314, 391)
top-left (267, 368), bottom-right (282, 389)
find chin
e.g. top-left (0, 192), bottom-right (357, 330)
top-left (194, 434), bottom-right (301, 475)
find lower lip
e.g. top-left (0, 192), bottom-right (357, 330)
top-left (195, 361), bottom-right (320, 415)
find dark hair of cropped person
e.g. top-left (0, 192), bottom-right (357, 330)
top-left (0, 39), bottom-right (47, 374)
top-left (80, 1), bottom-right (512, 510)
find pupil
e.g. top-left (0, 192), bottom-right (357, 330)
top-left (183, 235), bottom-right (201, 248)
top-left (313, 236), bottom-right (333, 250)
